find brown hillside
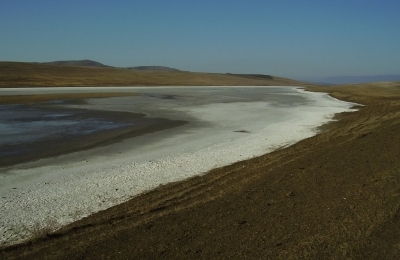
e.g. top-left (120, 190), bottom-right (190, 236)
top-left (0, 62), bottom-right (310, 87)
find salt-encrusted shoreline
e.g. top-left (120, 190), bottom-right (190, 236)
top-left (0, 87), bottom-right (357, 246)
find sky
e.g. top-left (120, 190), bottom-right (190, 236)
top-left (1, 0), bottom-right (399, 79)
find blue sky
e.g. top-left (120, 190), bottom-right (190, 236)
top-left (1, 0), bottom-right (399, 79)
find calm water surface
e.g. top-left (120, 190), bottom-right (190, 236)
top-left (0, 102), bottom-right (132, 147)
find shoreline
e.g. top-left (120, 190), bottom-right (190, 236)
top-left (2, 83), bottom-right (400, 258)
top-left (0, 104), bottom-right (186, 168)
top-left (0, 86), bottom-right (356, 247)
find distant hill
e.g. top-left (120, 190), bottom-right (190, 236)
top-left (321, 75), bottom-right (400, 85)
top-left (127, 66), bottom-right (180, 72)
top-left (227, 73), bottom-right (273, 80)
top-left (43, 59), bottom-right (112, 68)
top-left (0, 61), bottom-right (313, 87)
top-left (42, 61), bottom-right (179, 71)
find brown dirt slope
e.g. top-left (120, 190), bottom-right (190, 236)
top-left (0, 62), bottom-right (309, 87)
top-left (1, 82), bottom-right (400, 259)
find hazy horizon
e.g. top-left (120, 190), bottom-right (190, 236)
top-left (1, 1), bottom-right (399, 80)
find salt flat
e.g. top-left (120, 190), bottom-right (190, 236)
top-left (0, 86), bottom-right (356, 246)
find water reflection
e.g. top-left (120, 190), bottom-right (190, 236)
top-left (0, 102), bottom-right (133, 154)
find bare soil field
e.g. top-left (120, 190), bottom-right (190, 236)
top-left (1, 80), bottom-right (400, 259)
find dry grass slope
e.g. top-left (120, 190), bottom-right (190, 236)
top-left (0, 62), bottom-right (310, 87)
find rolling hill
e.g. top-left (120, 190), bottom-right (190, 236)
top-left (0, 61), bottom-right (312, 87)
top-left (127, 66), bottom-right (180, 71)
top-left (42, 59), bottom-right (112, 68)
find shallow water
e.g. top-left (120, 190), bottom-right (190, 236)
top-left (55, 86), bottom-right (312, 121)
top-left (0, 87), bottom-right (307, 149)
top-left (0, 86), bottom-right (309, 165)
top-left (0, 102), bottom-right (140, 164)
top-left (0, 104), bottom-right (132, 145)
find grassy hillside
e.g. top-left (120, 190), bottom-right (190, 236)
top-left (0, 62), bottom-right (311, 87)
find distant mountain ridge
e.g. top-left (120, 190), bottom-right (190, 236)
top-left (228, 73), bottom-right (273, 80)
top-left (126, 66), bottom-right (180, 71)
top-left (321, 74), bottom-right (400, 85)
top-left (43, 59), bottom-right (112, 68)
top-left (42, 60), bottom-right (180, 72)
top-left (0, 61), bottom-right (309, 87)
